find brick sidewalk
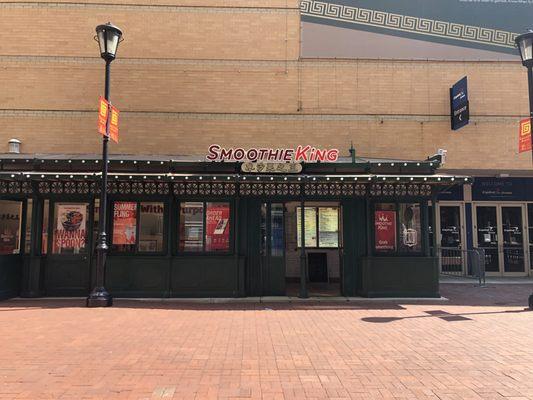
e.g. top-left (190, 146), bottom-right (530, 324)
top-left (1, 284), bottom-right (533, 400)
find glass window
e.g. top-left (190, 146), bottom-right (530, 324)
top-left (138, 202), bottom-right (164, 252)
top-left (42, 200), bottom-right (49, 254)
top-left (25, 199), bottom-right (33, 254)
top-left (296, 207), bottom-right (318, 247)
top-left (271, 204), bottom-right (284, 257)
top-left (318, 207), bottom-right (339, 247)
top-left (52, 203), bottom-right (89, 254)
top-left (179, 202), bottom-right (204, 252)
top-left (179, 201), bottom-right (231, 253)
top-left (111, 201), bottom-right (137, 252)
top-left (374, 203), bottom-right (397, 253)
top-left (0, 200), bottom-right (22, 255)
top-left (399, 203), bottom-right (422, 253)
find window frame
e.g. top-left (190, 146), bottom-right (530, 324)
top-left (296, 206), bottom-right (341, 250)
top-left (176, 199), bottom-right (234, 255)
top-left (109, 199), bottom-right (168, 256)
top-left (372, 200), bottom-right (426, 257)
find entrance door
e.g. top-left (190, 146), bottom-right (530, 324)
top-left (259, 203), bottom-right (285, 296)
top-left (474, 204), bottom-right (527, 276)
top-left (44, 201), bottom-right (92, 296)
top-left (437, 204), bottom-right (465, 275)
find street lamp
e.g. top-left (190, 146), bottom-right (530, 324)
top-left (87, 22), bottom-right (123, 307)
top-left (515, 30), bottom-right (533, 309)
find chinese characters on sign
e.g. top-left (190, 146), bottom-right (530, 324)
top-left (205, 203), bottom-right (230, 251)
top-left (112, 202), bottom-right (137, 245)
top-left (519, 118), bottom-right (531, 153)
top-left (374, 210), bottom-right (396, 252)
top-left (241, 162), bottom-right (302, 174)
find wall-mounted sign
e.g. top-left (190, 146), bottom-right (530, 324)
top-left (374, 210), bottom-right (396, 252)
top-left (241, 162), bottom-right (302, 174)
top-left (519, 118), bottom-right (531, 153)
top-left (207, 144), bottom-right (339, 163)
top-left (450, 76), bottom-right (469, 131)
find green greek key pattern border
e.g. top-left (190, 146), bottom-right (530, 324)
top-left (301, 0), bottom-right (517, 49)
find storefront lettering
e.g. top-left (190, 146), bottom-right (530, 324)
top-left (207, 144), bottom-right (339, 163)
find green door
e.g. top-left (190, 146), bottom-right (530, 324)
top-left (260, 203), bottom-right (285, 296)
top-left (44, 201), bottom-right (92, 296)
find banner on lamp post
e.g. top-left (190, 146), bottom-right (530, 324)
top-left (97, 96), bottom-right (109, 136)
top-left (519, 118), bottom-right (531, 153)
top-left (109, 105), bottom-right (119, 143)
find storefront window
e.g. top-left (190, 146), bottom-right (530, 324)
top-left (112, 202), bottom-right (137, 252)
top-left (179, 202), bottom-right (230, 253)
top-left (399, 203), bottom-right (422, 253)
top-left (0, 200), bottom-right (22, 255)
top-left (42, 200), bottom-right (49, 254)
top-left (374, 203), bottom-right (397, 253)
top-left (139, 202), bottom-right (164, 252)
top-left (271, 204), bottom-right (284, 257)
top-left (52, 203), bottom-right (89, 254)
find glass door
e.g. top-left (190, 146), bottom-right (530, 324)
top-left (474, 204), bottom-right (527, 276)
top-left (438, 204), bottom-right (464, 275)
top-left (260, 203), bottom-right (285, 296)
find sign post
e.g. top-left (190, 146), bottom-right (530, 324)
top-left (450, 76), bottom-right (469, 131)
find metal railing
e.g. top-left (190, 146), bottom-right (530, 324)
top-left (439, 246), bottom-right (486, 285)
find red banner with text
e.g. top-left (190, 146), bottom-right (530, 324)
top-left (374, 210), bottom-right (396, 252)
top-left (519, 118), bottom-right (531, 153)
top-left (205, 203), bottom-right (230, 252)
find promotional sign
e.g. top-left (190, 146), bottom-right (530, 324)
top-left (450, 76), bottom-right (469, 131)
top-left (519, 118), bottom-right (531, 153)
top-left (374, 210), bottom-right (396, 252)
top-left (112, 202), bottom-right (137, 245)
top-left (54, 204), bottom-right (87, 253)
top-left (205, 203), bottom-right (230, 251)
top-left (109, 105), bottom-right (120, 143)
top-left (301, 0), bottom-right (526, 60)
top-left (97, 96), bottom-right (109, 136)
top-left (207, 144), bottom-right (339, 163)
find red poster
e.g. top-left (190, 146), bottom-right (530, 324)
top-left (112, 202), bottom-right (137, 245)
top-left (98, 96), bottom-right (109, 136)
top-left (205, 204), bottom-right (230, 251)
top-left (519, 118), bottom-right (531, 153)
top-left (375, 210), bottom-right (396, 252)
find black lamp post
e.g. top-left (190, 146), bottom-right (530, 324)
top-left (514, 30), bottom-right (533, 309)
top-left (87, 22), bottom-right (123, 307)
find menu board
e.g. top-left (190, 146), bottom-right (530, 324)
top-left (318, 207), bottom-right (339, 248)
top-left (205, 203), bottom-right (230, 251)
top-left (374, 210), bottom-right (396, 252)
top-left (296, 207), bottom-right (317, 247)
top-left (53, 203), bottom-right (87, 254)
top-left (112, 202), bottom-right (137, 245)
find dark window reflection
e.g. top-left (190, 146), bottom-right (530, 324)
top-left (502, 207), bottom-right (524, 273)
top-left (476, 206), bottom-right (499, 272)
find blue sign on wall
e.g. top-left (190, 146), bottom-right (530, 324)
top-left (472, 178), bottom-right (527, 201)
top-left (450, 76), bottom-right (469, 131)
top-left (437, 184), bottom-right (464, 201)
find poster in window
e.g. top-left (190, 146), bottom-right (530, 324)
top-left (0, 201), bottom-right (21, 255)
top-left (112, 202), bottom-right (137, 245)
top-left (374, 210), bottom-right (396, 252)
top-left (54, 204), bottom-right (87, 254)
top-left (297, 207), bottom-right (317, 247)
top-left (205, 203), bottom-right (230, 251)
top-left (318, 207), bottom-right (339, 248)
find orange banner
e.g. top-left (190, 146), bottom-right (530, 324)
top-left (98, 96), bottom-right (109, 136)
top-left (109, 105), bottom-right (119, 143)
top-left (519, 118), bottom-right (532, 153)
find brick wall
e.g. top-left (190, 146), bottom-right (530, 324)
top-left (0, 1), bottom-right (529, 170)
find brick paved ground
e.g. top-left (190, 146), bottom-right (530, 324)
top-left (1, 284), bottom-right (533, 400)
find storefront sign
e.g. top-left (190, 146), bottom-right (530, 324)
top-left (207, 145), bottom-right (339, 163)
top-left (450, 76), bottom-right (469, 131)
top-left (54, 204), bottom-right (87, 253)
top-left (472, 178), bottom-right (526, 201)
top-left (205, 204), bottom-right (230, 251)
top-left (519, 118), bottom-right (531, 153)
top-left (241, 162), bottom-right (302, 174)
top-left (112, 202), bottom-right (137, 245)
top-left (374, 210), bottom-right (396, 252)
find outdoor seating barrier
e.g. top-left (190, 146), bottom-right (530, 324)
top-left (439, 246), bottom-right (486, 286)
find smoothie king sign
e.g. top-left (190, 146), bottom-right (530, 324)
top-left (206, 145), bottom-right (339, 163)
top-left (374, 210), bottom-right (396, 252)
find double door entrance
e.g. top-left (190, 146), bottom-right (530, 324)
top-left (474, 204), bottom-right (528, 276)
top-left (259, 202), bottom-right (343, 296)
